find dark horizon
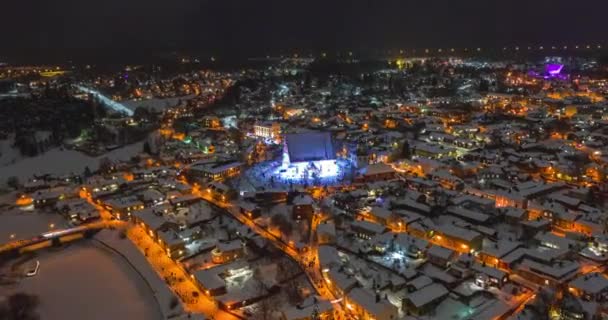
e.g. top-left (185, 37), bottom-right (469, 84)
top-left (2, 0), bottom-right (607, 64)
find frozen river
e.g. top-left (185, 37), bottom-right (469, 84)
top-left (11, 242), bottom-right (163, 320)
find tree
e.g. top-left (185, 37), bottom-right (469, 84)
top-left (251, 267), bottom-right (276, 320)
top-left (401, 140), bottom-right (411, 159)
top-left (169, 296), bottom-right (179, 310)
top-left (271, 214), bottom-right (293, 238)
top-left (83, 166), bottom-right (92, 178)
top-left (98, 157), bottom-right (113, 173)
top-left (6, 176), bottom-right (19, 189)
top-left (479, 79), bottom-right (490, 92)
top-left (143, 141), bottom-right (152, 154)
top-left (0, 292), bottom-right (40, 320)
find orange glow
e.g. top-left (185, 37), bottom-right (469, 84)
top-left (16, 196), bottom-right (33, 206)
top-left (172, 132), bottom-right (186, 141)
top-left (123, 172), bottom-right (134, 181)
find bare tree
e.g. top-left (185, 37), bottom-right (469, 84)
top-left (0, 292), bottom-right (40, 320)
top-left (271, 214), bottom-right (293, 239)
top-left (251, 267), bottom-right (276, 320)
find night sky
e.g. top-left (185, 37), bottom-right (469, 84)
top-left (2, 0), bottom-right (607, 62)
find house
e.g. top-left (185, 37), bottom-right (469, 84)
top-left (32, 187), bottom-right (75, 208)
top-left (157, 230), bottom-right (186, 259)
top-left (494, 190), bottom-right (526, 209)
top-left (170, 194), bottom-right (201, 208)
top-left (406, 275), bottom-right (434, 293)
top-left (515, 259), bottom-right (580, 287)
top-left (351, 220), bottom-right (387, 240)
top-left (317, 222), bottom-right (336, 244)
top-left (325, 268), bottom-right (358, 300)
top-left (447, 206), bottom-right (492, 225)
top-left (192, 268), bottom-right (227, 296)
top-left (189, 161), bottom-right (242, 181)
top-left (471, 264), bottom-right (508, 288)
top-left (356, 163), bottom-right (397, 182)
top-left (132, 209), bottom-right (172, 238)
top-left (238, 201), bottom-right (261, 219)
top-left (434, 224), bottom-right (483, 252)
top-left (105, 197), bottom-right (144, 220)
top-left (402, 283), bottom-right (449, 316)
top-left (292, 194), bottom-right (314, 220)
top-left (365, 206), bottom-right (402, 229)
top-left (478, 239), bottom-right (522, 269)
top-left (412, 141), bottom-right (456, 159)
top-left (254, 121), bottom-right (281, 140)
top-left (569, 273), bottom-right (608, 302)
top-left (318, 245), bottom-right (341, 271)
top-left (282, 299), bottom-right (334, 320)
top-left (211, 240), bottom-right (245, 264)
top-left (55, 198), bottom-right (100, 224)
top-left (345, 288), bottom-right (398, 320)
top-left (426, 245), bottom-right (456, 268)
top-left (207, 181), bottom-right (236, 202)
top-left (139, 189), bottom-right (165, 206)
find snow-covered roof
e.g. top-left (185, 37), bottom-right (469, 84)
top-left (570, 273), bottom-right (608, 294)
top-left (405, 283), bottom-right (449, 308)
top-left (347, 287), bottom-right (397, 317)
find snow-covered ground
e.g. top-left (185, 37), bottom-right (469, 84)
top-left (0, 141), bottom-right (143, 185)
top-left (0, 210), bottom-right (68, 242)
top-left (11, 242), bottom-right (163, 320)
top-left (123, 96), bottom-right (193, 112)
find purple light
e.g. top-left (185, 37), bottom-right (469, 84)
top-left (546, 64), bottom-right (564, 76)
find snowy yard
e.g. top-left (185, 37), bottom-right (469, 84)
top-left (6, 242), bottom-right (163, 320)
top-left (0, 141), bottom-right (143, 185)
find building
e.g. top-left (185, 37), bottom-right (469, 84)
top-left (317, 222), bottom-right (336, 245)
top-left (569, 273), bottom-right (608, 302)
top-left (192, 268), bottom-right (227, 296)
top-left (435, 224), bottom-right (483, 252)
top-left (344, 288), bottom-right (398, 320)
top-left (282, 299), bottom-right (335, 320)
top-left (211, 240), bottom-right (246, 264)
top-left (356, 163), bottom-right (397, 182)
top-left (104, 197), bottom-right (144, 220)
top-left (426, 245), bottom-right (456, 268)
top-left (292, 194), bottom-right (314, 220)
top-left (157, 229), bottom-right (186, 259)
top-left (285, 132), bottom-right (335, 163)
top-left (254, 121), bottom-right (281, 141)
top-left (189, 161), bottom-right (242, 181)
top-left (402, 283), bottom-right (449, 316)
top-left (201, 116), bottom-right (221, 129)
top-left (351, 220), bottom-right (387, 240)
top-left (32, 187), bottom-right (75, 208)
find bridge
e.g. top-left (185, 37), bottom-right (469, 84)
top-left (75, 85), bottom-right (135, 116)
top-left (0, 222), bottom-right (110, 258)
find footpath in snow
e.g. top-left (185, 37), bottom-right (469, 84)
top-left (94, 229), bottom-right (184, 319)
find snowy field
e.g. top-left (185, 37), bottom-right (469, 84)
top-left (123, 96), bottom-right (193, 112)
top-left (0, 141), bottom-right (143, 185)
top-left (10, 242), bottom-right (163, 320)
top-left (0, 210), bottom-right (68, 242)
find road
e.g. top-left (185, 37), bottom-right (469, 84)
top-left (192, 188), bottom-right (348, 319)
top-left (75, 85), bottom-right (135, 116)
top-left (79, 189), bottom-right (237, 320)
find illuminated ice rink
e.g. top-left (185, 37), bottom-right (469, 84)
top-left (275, 159), bottom-right (341, 180)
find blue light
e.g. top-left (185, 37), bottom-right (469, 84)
top-left (274, 160), bottom-right (341, 182)
top-left (75, 85), bottom-right (135, 116)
